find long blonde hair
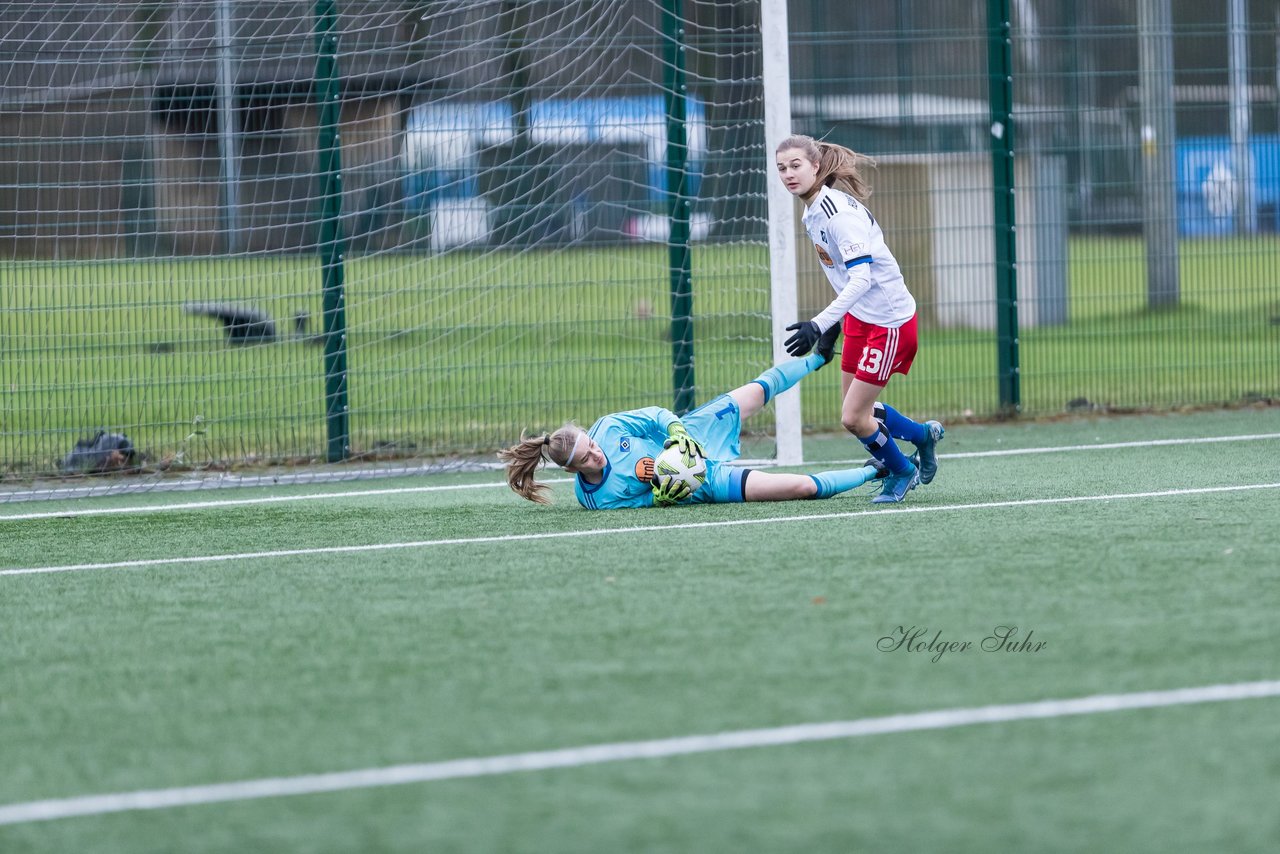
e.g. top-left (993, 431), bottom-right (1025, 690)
top-left (497, 424), bottom-right (584, 505)
top-left (776, 134), bottom-right (875, 202)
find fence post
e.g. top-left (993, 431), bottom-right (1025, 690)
top-left (315, 0), bottom-right (350, 461)
top-left (1228, 0), bottom-right (1255, 234)
top-left (215, 0), bottom-right (241, 254)
top-left (663, 0), bottom-right (695, 415)
top-left (1138, 0), bottom-right (1180, 307)
top-left (987, 0), bottom-right (1021, 413)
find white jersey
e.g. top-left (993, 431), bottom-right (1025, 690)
top-left (801, 185), bottom-right (915, 329)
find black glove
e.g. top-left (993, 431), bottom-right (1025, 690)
top-left (815, 323), bottom-right (841, 367)
top-left (784, 320), bottom-right (821, 357)
top-left (652, 474), bottom-right (693, 507)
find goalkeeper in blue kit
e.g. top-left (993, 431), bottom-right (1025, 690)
top-left (498, 348), bottom-right (888, 510)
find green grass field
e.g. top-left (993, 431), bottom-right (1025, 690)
top-left (2, 408), bottom-right (1279, 852)
top-left (2, 236), bottom-right (1278, 472)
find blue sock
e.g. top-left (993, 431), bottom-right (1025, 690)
top-left (857, 423), bottom-right (914, 476)
top-left (751, 353), bottom-right (824, 404)
top-left (873, 401), bottom-right (928, 445)
top-left (809, 464), bottom-right (880, 498)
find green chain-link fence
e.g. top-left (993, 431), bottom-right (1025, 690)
top-left (2, 0), bottom-right (1277, 487)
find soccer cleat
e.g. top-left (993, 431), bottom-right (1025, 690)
top-left (863, 458), bottom-right (889, 480)
top-left (914, 420), bottom-right (945, 485)
top-left (815, 324), bottom-right (841, 368)
top-left (871, 463), bottom-right (920, 504)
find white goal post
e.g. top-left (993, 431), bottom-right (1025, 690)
top-left (761, 0), bottom-right (804, 465)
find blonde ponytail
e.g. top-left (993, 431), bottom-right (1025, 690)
top-left (497, 424), bottom-right (583, 504)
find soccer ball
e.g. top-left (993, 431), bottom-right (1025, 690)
top-left (653, 444), bottom-right (707, 492)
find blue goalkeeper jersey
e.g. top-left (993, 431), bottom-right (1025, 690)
top-left (574, 407), bottom-right (672, 510)
top-left (573, 396), bottom-right (746, 510)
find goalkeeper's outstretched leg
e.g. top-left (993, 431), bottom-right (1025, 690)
top-left (497, 352), bottom-right (880, 511)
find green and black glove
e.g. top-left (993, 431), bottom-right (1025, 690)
top-left (663, 420), bottom-right (705, 462)
top-left (652, 473), bottom-right (693, 507)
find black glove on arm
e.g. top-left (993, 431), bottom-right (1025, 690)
top-left (784, 320), bottom-right (821, 357)
top-left (815, 323), bottom-right (841, 367)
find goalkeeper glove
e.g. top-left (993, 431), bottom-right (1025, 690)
top-left (663, 420), bottom-right (705, 461)
top-left (652, 473), bottom-right (693, 507)
top-left (784, 320), bottom-right (821, 357)
top-left (815, 323), bottom-right (841, 367)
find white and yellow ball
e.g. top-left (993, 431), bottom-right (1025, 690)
top-left (653, 444), bottom-right (707, 493)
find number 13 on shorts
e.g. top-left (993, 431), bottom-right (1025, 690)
top-left (857, 346), bottom-right (883, 374)
top-left (840, 315), bottom-right (919, 385)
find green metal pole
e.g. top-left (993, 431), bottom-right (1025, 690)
top-left (663, 0), bottom-right (694, 415)
top-left (987, 0), bottom-right (1020, 413)
top-left (315, 0), bottom-right (350, 461)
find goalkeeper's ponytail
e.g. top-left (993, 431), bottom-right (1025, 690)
top-left (497, 425), bottom-right (581, 504)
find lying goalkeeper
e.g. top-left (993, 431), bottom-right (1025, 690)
top-left (498, 347), bottom-right (888, 510)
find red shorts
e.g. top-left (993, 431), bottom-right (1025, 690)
top-left (839, 313), bottom-right (919, 386)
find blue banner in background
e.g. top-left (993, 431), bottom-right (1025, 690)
top-left (402, 96), bottom-right (705, 207)
top-left (1177, 136), bottom-right (1280, 236)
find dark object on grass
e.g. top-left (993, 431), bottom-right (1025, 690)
top-left (184, 303), bottom-right (324, 345)
top-left (60, 431), bottom-right (138, 473)
top-left (184, 302), bottom-right (277, 344)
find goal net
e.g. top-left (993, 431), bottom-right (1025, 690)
top-left (0, 0), bottom-right (791, 498)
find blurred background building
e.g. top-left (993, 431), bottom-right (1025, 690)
top-left (3, 1), bottom-right (1278, 259)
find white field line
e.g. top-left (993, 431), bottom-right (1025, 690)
top-left (819, 431), bottom-right (1280, 466)
top-left (4, 431), bottom-right (1280, 523)
top-left (4, 482), bottom-right (1279, 578)
top-left (0, 482), bottom-right (516, 522)
top-left (0, 679), bottom-right (1276, 827)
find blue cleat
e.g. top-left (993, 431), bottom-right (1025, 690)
top-left (914, 420), bottom-right (944, 485)
top-left (871, 462), bottom-right (920, 504)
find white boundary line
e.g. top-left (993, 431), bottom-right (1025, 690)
top-left (819, 431), bottom-right (1280, 465)
top-left (0, 462), bottom-right (507, 503)
top-left (0, 482), bottom-right (514, 522)
top-left (4, 432), bottom-right (1280, 523)
top-left (1, 679), bottom-right (1276, 827)
top-left (4, 482), bottom-right (1279, 577)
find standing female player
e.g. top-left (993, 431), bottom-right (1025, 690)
top-left (775, 134), bottom-right (943, 503)
top-left (498, 351), bottom-right (886, 510)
